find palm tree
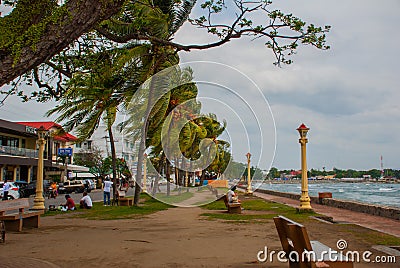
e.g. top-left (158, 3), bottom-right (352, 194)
top-left (115, 1), bottom-right (197, 203)
top-left (46, 45), bottom-right (148, 201)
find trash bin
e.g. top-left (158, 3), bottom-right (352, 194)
top-left (318, 192), bottom-right (332, 204)
top-left (318, 192), bottom-right (332, 198)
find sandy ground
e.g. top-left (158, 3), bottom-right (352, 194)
top-left (0, 204), bottom-right (399, 267)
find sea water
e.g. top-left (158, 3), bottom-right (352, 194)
top-left (256, 182), bottom-right (400, 208)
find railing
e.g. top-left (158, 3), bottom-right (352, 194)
top-left (0, 145), bottom-right (39, 158)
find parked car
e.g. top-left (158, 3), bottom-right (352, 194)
top-left (158, 178), bottom-right (168, 185)
top-left (62, 180), bottom-right (90, 193)
top-left (15, 180), bottom-right (29, 198)
top-left (85, 179), bottom-right (96, 191)
top-left (0, 181), bottom-right (20, 199)
top-left (57, 182), bottom-right (66, 194)
top-left (17, 180), bottom-right (51, 198)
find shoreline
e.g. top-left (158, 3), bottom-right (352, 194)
top-left (251, 179), bottom-right (400, 184)
top-left (252, 188), bottom-right (400, 221)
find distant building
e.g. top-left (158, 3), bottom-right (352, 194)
top-left (0, 119), bottom-right (86, 182)
top-left (74, 124), bottom-right (139, 173)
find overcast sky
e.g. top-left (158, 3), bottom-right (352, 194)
top-left (174, 0), bottom-right (400, 171)
top-left (1, 0), bottom-right (399, 171)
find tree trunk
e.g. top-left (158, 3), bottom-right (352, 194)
top-left (133, 47), bottom-right (171, 204)
top-left (174, 158), bottom-right (179, 187)
top-left (166, 158), bottom-right (171, 196)
top-left (134, 74), bottom-right (157, 205)
top-left (134, 118), bottom-right (147, 205)
top-left (108, 127), bottom-right (118, 204)
top-left (179, 156), bottom-right (185, 186)
top-left (200, 170), bottom-right (206, 186)
top-left (152, 154), bottom-right (163, 196)
top-left (0, 0), bottom-right (125, 86)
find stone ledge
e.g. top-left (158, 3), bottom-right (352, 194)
top-left (255, 188), bottom-right (400, 221)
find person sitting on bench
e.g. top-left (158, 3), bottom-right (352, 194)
top-left (79, 191), bottom-right (92, 209)
top-left (227, 186), bottom-right (240, 203)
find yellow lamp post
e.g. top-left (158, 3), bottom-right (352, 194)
top-left (32, 126), bottom-right (47, 210)
top-left (245, 152), bottom-right (253, 195)
top-left (143, 153), bottom-right (147, 193)
top-left (297, 123), bottom-right (312, 211)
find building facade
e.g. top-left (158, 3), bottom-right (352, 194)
top-left (74, 124), bottom-right (139, 173)
top-left (0, 119), bottom-right (83, 182)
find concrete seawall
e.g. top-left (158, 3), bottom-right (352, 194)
top-left (254, 188), bottom-right (400, 221)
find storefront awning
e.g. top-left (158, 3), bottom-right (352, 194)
top-left (52, 162), bottom-right (89, 172)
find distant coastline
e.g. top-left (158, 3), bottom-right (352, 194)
top-left (251, 178), bottom-right (400, 184)
top-left (253, 181), bottom-right (400, 210)
top-left (253, 187), bottom-right (400, 221)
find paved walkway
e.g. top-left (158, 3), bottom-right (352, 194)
top-left (252, 190), bottom-right (400, 238)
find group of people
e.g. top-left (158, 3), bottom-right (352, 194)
top-left (60, 176), bottom-right (117, 209)
top-left (59, 191), bottom-right (92, 211)
top-left (62, 177), bottom-right (126, 208)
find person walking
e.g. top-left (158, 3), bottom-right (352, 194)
top-left (2, 179), bottom-right (10, 200)
top-left (103, 178), bottom-right (113, 206)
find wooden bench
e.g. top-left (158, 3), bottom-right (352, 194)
top-left (112, 189), bottom-right (127, 206)
top-left (0, 220), bottom-right (5, 243)
top-left (274, 215), bottom-right (353, 268)
top-left (0, 198), bottom-right (44, 232)
top-left (119, 197), bottom-right (133, 206)
top-left (223, 195), bottom-right (242, 214)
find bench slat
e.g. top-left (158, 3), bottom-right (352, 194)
top-left (0, 211), bottom-right (43, 220)
top-left (0, 199), bottom-right (43, 232)
top-left (274, 216), bottom-right (354, 268)
top-left (0, 198), bottom-right (30, 212)
top-left (311, 241), bottom-right (352, 263)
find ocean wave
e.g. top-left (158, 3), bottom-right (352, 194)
top-left (379, 188), bottom-right (397, 192)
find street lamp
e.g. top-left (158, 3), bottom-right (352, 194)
top-left (32, 126), bottom-right (47, 210)
top-left (143, 153), bottom-right (147, 193)
top-left (245, 152), bottom-right (253, 195)
top-left (297, 123), bottom-right (312, 211)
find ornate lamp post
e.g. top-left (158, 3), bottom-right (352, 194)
top-left (32, 126), bottom-right (47, 210)
top-left (297, 123), bottom-right (312, 211)
top-left (143, 153), bottom-right (147, 193)
top-left (245, 152), bottom-right (253, 195)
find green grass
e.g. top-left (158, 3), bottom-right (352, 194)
top-left (155, 192), bottom-right (194, 204)
top-left (192, 197), bottom-right (220, 206)
top-left (337, 224), bottom-right (400, 246)
top-left (200, 212), bottom-right (275, 223)
top-left (215, 187), bottom-right (229, 192)
top-left (200, 195), bottom-right (319, 223)
top-left (44, 193), bottom-right (173, 220)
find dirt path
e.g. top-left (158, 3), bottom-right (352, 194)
top-left (1, 199), bottom-right (399, 267)
top-left (1, 207), bottom-right (279, 268)
top-left (173, 189), bottom-right (218, 207)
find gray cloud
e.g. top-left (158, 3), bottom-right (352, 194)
top-left (1, 0), bottom-right (399, 171)
top-left (176, 0), bottom-right (400, 170)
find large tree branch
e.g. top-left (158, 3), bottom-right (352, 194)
top-left (45, 61), bottom-right (72, 78)
top-left (0, 0), bottom-right (125, 87)
top-left (96, 25), bottom-right (243, 51)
